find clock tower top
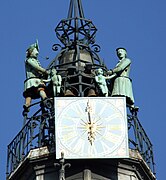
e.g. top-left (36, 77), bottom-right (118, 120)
top-left (6, 1), bottom-right (156, 180)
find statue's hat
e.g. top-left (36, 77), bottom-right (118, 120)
top-left (27, 39), bottom-right (39, 52)
top-left (116, 47), bottom-right (127, 52)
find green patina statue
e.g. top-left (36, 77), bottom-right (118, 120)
top-left (23, 40), bottom-right (48, 112)
top-left (43, 67), bottom-right (62, 96)
top-left (108, 47), bottom-right (135, 108)
top-left (95, 68), bottom-right (116, 97)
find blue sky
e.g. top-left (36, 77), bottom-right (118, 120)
top-left (1, 0), bottom-right (165, 179)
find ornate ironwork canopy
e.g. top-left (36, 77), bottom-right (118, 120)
top-left (47, 0), bottom-right (107, 97)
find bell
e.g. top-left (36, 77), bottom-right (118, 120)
top-left (84, 63), bottom-right (92, 74)
top-left (87, 89), bottom-right (96, 97)
top-left (60, 49), bottom-right (93, 67)
top-left (64, 89), bottom-right (75, 97)
top-left (67, 66), bottom-right (77, 75)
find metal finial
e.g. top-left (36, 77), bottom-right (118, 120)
top-left (67, 0), bottom-right (85, 18)
top-left (55, 152), bottom-right (71, 180)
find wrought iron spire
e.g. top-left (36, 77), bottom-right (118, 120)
top-left (67, 0), bottom-right (85, 18)
top-left (55, 0), bottom-right (97, 46)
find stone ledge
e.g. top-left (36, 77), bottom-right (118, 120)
top-left (129, 149), bottom-right (156, 179)
top-left (27, 146), bottom-right (50, 159)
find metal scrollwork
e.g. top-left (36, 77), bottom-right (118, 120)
top-left (52, 44), bottom-right (62, 51)
top-left (91, 44), bottom-right (101, 53)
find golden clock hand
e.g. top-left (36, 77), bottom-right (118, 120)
top-left (85, 99), bottom-right (92, 123)
top-left (85, 100), bottom-right (96, 145)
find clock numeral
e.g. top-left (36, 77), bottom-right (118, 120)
top-left (61, 131), bottom-right (77, 142)
top-left (100, 141), bottom-right (111, 153)
top-left (109, 124), bottom-right (123, 131)
top-left (71, 102), bottom-right (85, 116)
top-left (104, 132), bottom-right (121, 144)
top-left (58, 125), bottom-right (75, 132)
top-left (105, 113), bottom-right (122, 121)
top-left (98, 103), bottom-right (108, 116)
top-left (59, 116), bottom-right (80, 123)
top-left (88, 144), bottom-right (97, 156)
top-left (72, 138), bottom-right (85, 155)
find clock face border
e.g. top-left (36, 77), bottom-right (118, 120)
top-left (55, 97), bottom-right (129, 159)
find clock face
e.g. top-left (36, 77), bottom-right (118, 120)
top-left (55, 97), bottom-right (129, 159)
